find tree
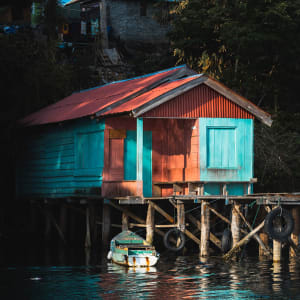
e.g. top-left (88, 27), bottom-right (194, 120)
top-left (170, 0), bottom-right (300, 112)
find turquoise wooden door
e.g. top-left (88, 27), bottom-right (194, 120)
top-left (199, 118), bottom-right (253, 183)
top-left (124, 130), bottom-right (152, 197)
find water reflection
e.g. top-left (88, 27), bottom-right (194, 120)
top-left (1, 247), bottom-right (300, 299)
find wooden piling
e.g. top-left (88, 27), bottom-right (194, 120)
top-left (231, 202), bottom-right (241, 246)
top-left (85, 205), bottom-right (91, 248)
top-left (102, 203), bottom-right (111, 247)
top-left (290, 206), bottom-right (299, 258)
top-left (59, 203), bottom-right (67, 243)
top-left (259, 232), bottom-right (269, 258)
top-left (44, 203), bottom-right (52, 243)
top-left (146, 203), bottom-right (155, 244)
top-left (177, 201), bottom-right (185, 231)
top-left (200, 200), bottom-right (210, 257)
top-left (122, 211), bottom-right (129, 231)
top-left (273, 239), bottom-right (282, 262)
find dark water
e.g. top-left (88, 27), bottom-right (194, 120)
top-left (1, 248), bottom-right (300, 300)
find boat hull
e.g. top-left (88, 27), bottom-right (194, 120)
top-left (111, 252), bottom-right (159, 267)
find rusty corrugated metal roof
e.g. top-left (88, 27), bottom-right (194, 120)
top-left (20, 65), bottom-right (193, 126)
top-left (20, 65), bottom-right (272, 127)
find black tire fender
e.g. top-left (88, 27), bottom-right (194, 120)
top-left (163, 228), bottom-right (186, 252)
top-left (264, 207), bottom-right (294, 242)
top-left (221, 228), bottom-right (232, 253)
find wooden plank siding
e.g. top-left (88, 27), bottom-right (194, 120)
top-left (16, 118), bottom-right (104, 198)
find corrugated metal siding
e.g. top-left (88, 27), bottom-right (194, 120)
top-left (17, 119), bottom-right (104, 198)
top-left (142, 85), bottom-right (254, 119)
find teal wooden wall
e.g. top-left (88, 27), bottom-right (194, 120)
top-left (124, 130), bottom-right (152, 197)
top-left (199, 118), bottom-right (254, 195)
top-left (17, 118), bottom-right (105, 198)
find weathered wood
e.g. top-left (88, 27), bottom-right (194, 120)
top-left (177, 201), bottom-right (185, 231)
top-left (130, 223), bottom-right (186, 228)
top-left (273, 240), bottom-right (281, 262)
top-left (223, 220), bottom-right (265, 260)
top-left (200, 201), bottom-right (210, 256)
top-left (231, 202), bottom-right (241, 246)
top-left (234, 206), bottom-right (272, 256)
top-left (108, 200), bottom-right (166, 238)
top-left (259, 232), bottom-right (270, 258)
top-left (122, 212), bottom-right (129, 231)
top-left (290, 207), bottom-right (299, 258)
top-left (150, 201), bottom-right (201, 245)
top-left (85, 206), bottom-right (91, 248)
top-left (146, 204), bottom-right (155, 244)
top-left (186, 213), bottom-right (221, 250)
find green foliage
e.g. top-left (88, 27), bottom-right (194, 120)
top-left (170, 0), bottom-right (300, 112)
top-left (255, 112), bottom-right (300, 192)
top-left (170, 0), bottom-right (300, 191)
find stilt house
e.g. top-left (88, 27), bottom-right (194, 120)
top-left (17, 65), bottom-right (272, 200)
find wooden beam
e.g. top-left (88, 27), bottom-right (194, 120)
top-left (149, 201), bottom-right (201, 245)
top-left (234, 205), bottom-right (272, 256)
top-left (107, 200), bottom-right (166, 238)
top-left (122, 212), bottom-right (129, 231)
top-left (186, 213), bottom-right (221, 250)
top-left (223, 220), bottom-right (265, 260)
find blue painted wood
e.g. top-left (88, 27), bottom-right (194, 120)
top-left (124, 130), bottom-right (152, 197)
top-left (136, 118), bottom-right (143, 182)
top-left (204, 183), bottom-right (221, 196)
top-left (143, 131), bottom-right (152, 197)
top-left (227, 183), bottom-right (245, 196)
top-left (17, 118), bottom-right (105, 198)
top-left (124, 130), bottom-right (137, 180)
top-left (199, 118), bottom-right (254, 185)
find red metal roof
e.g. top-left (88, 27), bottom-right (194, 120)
top-left (20, 66), bottom-right (189, 126)
top-left (20, 65), bottom-right (272, 127)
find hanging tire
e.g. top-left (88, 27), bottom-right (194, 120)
top-left (264, 207), bottom-right (294, 242)
top-left (163, 228), bottom-right (186, 252)
top-left (221, 228), bottom-right (232, 253)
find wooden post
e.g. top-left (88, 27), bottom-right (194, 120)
top-left (99, 0), bottom-right (108, 49)
top-left (102, 202), bottom-right (111, 248)
top-left (177, 201), bottom-right (185, 231)
top-left (146, 203), bottom-right (155, 244)
top-left (85, 205), bottom-right (91, 248)
top-left (273, 240), bottom-right (281, 262)
top-left (44, 202), bottom-right (52, 243)
top-left (69, 205), bottom-right (77, 245)
top-left (59, 203), bottom-right (67, 244)
top-left (122, 212), bottom-right (129, 231)
top-left (259, 232), bottom-right (269, 258)
top-left (290, 206), bottom-right (299, 258)
top-left (231, 202), bottom-right (241, 246)
top-left (200, 200), bottom-right (210, 257)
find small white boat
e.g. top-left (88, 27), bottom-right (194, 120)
top-left (107, 230), bottom-right (159, 267)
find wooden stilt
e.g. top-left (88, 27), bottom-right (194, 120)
top-left (273, 240), bottom-right (281, 262)
top-left (200, 200), bottom-right (210, 257)
top-left (259, 232), bottom-right (269, 258)
top-left (85, 205), bottom-right (91, 248)
top-left (122, 212), bottom-right (129, 231)
top-left (44, 203), bottom-right (52, 243)
top-left (231, 202), bottom-right (241, 246)
top-left (59, 203), bottom-right (67, 244)
top-left (146, 204), bottom-right (155, 244)
top-left (177, 201), bottom-right (185, 231)
top-left (102, 203), bottom-right (111, 248)
top-left (223, 220), bottom-right (265, 260)
top-left (290, 206), bottom-right (299, 258)
top-left (69, 205), bottom-right (77, 245)
top-left (90, 202), bottom-right (98, 246)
